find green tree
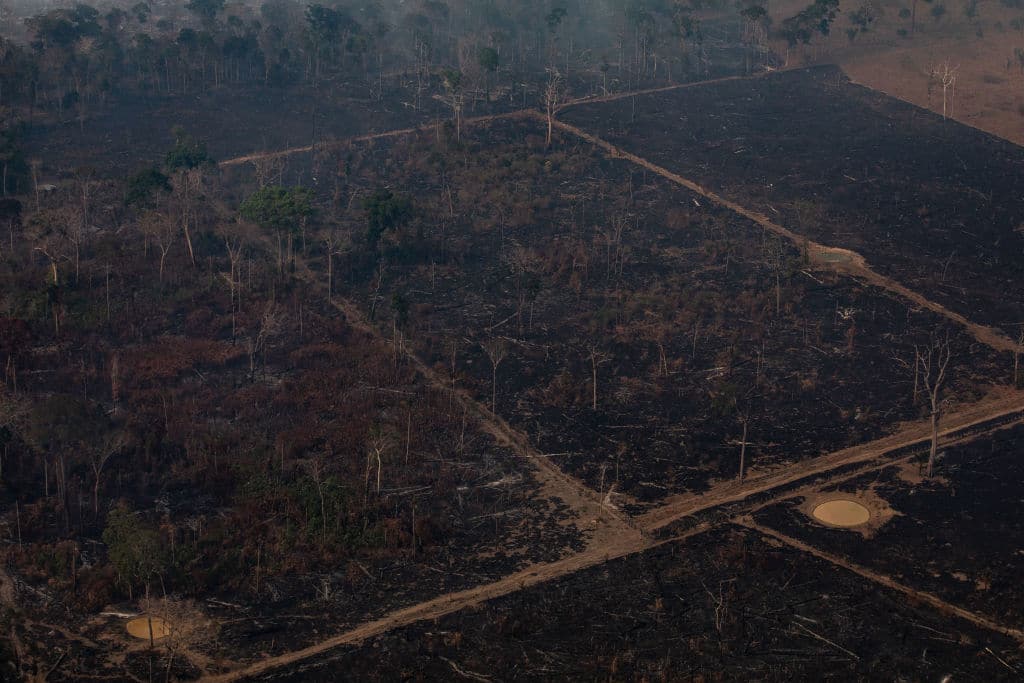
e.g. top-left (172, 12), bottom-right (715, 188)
top-left (239, 185), bottom-right (313, 270)
top-left (478, 46), bottom-right (499, 100)
top-left (185, 0), bottom-right (224, 28)
top-left (102, 506), bottom-right (166, 599)
top-left (125, 166), bottom-right (171, 207)
top-left (362, 188), bottom-right (411, 248)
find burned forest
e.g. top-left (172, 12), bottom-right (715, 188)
top-left (1, 0), bottom-right (1024, 680)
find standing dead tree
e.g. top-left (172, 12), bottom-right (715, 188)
top-left (916, 334), bottom-right (953, 478)
top-left (140, 211), bottom-right (176, 284)
top-left (930, 61), bottom-right (959, 119)
top-left (247, 303), bottom-right (283, 381)
top-left (1015, 326), bottom-right (1024, 387)
top-left (543, 69), bottom-right (564, 148)
top-left (587, 346), bottom-right (613, 410)
top-left (365, 428), bottom-right (392, 499)
top-left (441, 69), bottom-right (466, 142)
top-left (737, 412), bottom-right (750, 482)
top-left (481, 338), bottom-right (508, 414)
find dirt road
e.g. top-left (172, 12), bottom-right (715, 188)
top-left (638, 389), bottom-right (1024, 533)
top-left (737, 519), bottom-right (1024, 643)
top-left (202, 524), bottom-right (662, 682)
top-left (549, 116), bottom-right (1024, 356)
top-left (218, 71), bottom-right (776, 169)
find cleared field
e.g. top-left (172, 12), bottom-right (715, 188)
top-left (257, 117), bottom-right (1013, 508)
top-left (560, 66), bottom-right (1024, 338)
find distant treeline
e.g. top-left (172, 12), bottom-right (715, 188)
top-left (0, 0), bottom-right (777, 118)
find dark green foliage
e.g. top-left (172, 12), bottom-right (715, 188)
top-left (478, 46), bottom-right (499, 73)
top-left (239, 185), bottom-right (313, 233)
top-left (185, 0), bottom-right (224, 25)
top-left (363, 188), bottom-right (412, 246)
top-left (780, 0), bottom-right (840, 46)
top-left (102, 506), bottom-right (166, 594)
top-left (164, 129), bottom-right (213, 170)
top-left (546, 7), bottom-right (568, 32)
top-left (125, 166), bottom-right (170, 206)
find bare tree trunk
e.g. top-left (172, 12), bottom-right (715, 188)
top-left (738, 417), bottom-right (748, 481)
top-left (927, 406), bottom-right (939, 478)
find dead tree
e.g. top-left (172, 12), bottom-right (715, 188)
top-left (248, 303), bottom-right (283, 380)
top-left (737, 413), bottom-right (749, 482)
top-left (543, 69), bottom-right (564, 148)
top-left (90, 433), bottom-right (124, 518)
top-left (441, 70), bottom-right (466, 142)
top-left (587, 346), bottom-right (613, 410)
top-left (916, 334), bottom-right (953, 477)
top-left (365, 429), bottom-right (391, 498)
top-left (930, 61), bottom-right (959, 119)
top-left (140, 211), bottom-right (176, 284)
top-left (1015, 327), bottom-right (1024, 387)
top-left (481, 338), bottom-right (508, 413)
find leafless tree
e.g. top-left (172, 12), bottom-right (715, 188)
top-left (140, 211), bottom-right (176, 284)
top-left (250, 154), bottom-right (285, 189)
top-left (170, 168), bottom-right (204, 266)
top-left (916, 334), bottom-right (953, 477)
top-left (365, 428), bottom-right (392, 497)
top-left (930, 61), bottom-right (959, 119)
top-left (481, 338), bottom-right (508, 413)
top-left (1015, 327), bottom-right (1024, 387)
top-left (322, 228), bottom-right (347, 305)
top-left (763, 236), bottom-right (787, 316)
top-left (248, 303), bottom-right (284, 380)
top-left (737, 413), bottom-right (749, 482)
top-left (441, 70), bottom-right (466, 142)
top-left (138, 596), bottom-right (214, 683)
top-left (90, 432), bottom-right (125, 518)
top-left (543, 69), bottom-right (565, 148)
top-left (587, 346), bottom-right (613, 410)
top-left (308, 457), bottom-right (330, 546)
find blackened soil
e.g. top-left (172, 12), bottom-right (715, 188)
top-left (323, 118), bottom-right (1006, 506)
top-left (260, 526), bottom-right (1023, 681)
top-left (755, 423), bottom-right (1024, 626)
top-left (561, 65), bottom-right (1024, 337)
top-left (24, 79), bottom-right (449, 177)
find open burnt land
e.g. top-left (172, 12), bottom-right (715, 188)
top-left (560, 65), bottom-right (1024, 337)
top-left (260, 526), bottom-right (1024, 681)
top-left (0, 187), bottom-right (589, 679)
top-left (23, 78), bottom-right (451, 179)
top-left (753, 423), bottom-right (1024, 629)
top-left (270, 117), bottom-right (1011, 508)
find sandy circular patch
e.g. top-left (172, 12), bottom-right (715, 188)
top-left (126, 616), bottom-right (170, 640)
top-left (812, 499), bottom-right (870, 527)
top-left (801, 488), bottom-right (897, 537)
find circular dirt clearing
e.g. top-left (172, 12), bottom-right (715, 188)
top-left (126, 616), bottom-right (170, 640)
top-left (812, 499), bottom-right (870, 528)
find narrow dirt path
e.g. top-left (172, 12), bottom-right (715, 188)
top-left (200, 525), bottom-right (676, 682)
top-left (548, 117), bottom-right (1023, 356)
top-left (219, 71), bottom-right (775, 169)
top-left (637, 389), bottom-right (1024, 533)
top-left (304, 265), bottom-right (638, 538)
top-left (219, 110), bottom-right (535, 167)
top-left (197, 386), bottom-right (1023, 682)
top-left (736, 519), bottom-right (1024, 644)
